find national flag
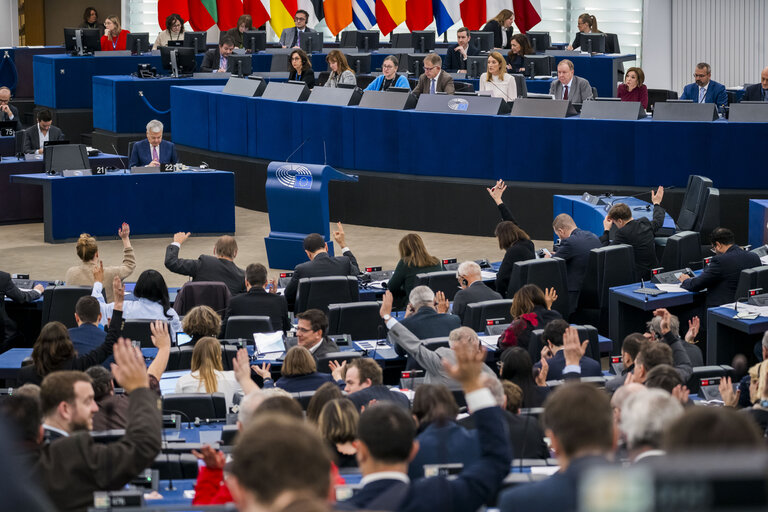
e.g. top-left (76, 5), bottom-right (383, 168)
top-left (269, 0), bottom-right (297, 36)
top-left (324, 0), bottom-right (352, 34)
top-left (485, 0), bottom-right (509, 23)
top-left (513, 0), bottom-right (542, 33)
top-left (243, 0), bottom-right (271, 27)
top-left (405, 0), bottom-right (432, 31)
top-left (352, 0), bottom-right (376, 29)
top-left (188, 0), bottom-right (218, 31)
top-left (158, 0), bottom-right (189, 28)
top-left (217, 0), bottom-right (244, 30)
top-left (432, 0), bottom-right (459, 36)
top-left (298, 0), bottom-right (324, 27)
top-left (459, 0), bottom-right (485, 30)
top-left (376, 0), bottom-right (404, 34)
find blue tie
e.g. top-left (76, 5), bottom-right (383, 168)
top-left (698, 86), bottom-right (706, 103)
top-left (430, 78), bottom-right (436, 94)
top-left (764, 89), bottom-right (768, 102)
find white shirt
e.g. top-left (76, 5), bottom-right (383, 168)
top-left (175, 370), bottom-right (242, 409)
top-left (479, 74), bottom-right (518, 101)
top-left (37, 124), bottom-right (50, 151)
top-left (43, 424), bottom-right (69, 438)
top-left (501, 29), bottom-right (508, 48)
top-left (92, 281), bottom-right (182, 340)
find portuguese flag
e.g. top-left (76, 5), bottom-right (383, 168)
top-left (189, 0), bottom-right (218, 31)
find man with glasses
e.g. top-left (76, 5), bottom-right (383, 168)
top-left (295, 308), bottom-right (339, 360)
top-left (279, 10), bottom-right (315, 48)
top-left (412, 52), bottom-right (455, 97)
top-left (0, 86), bottom-right (21, 132)
top-left (680, 62), bottom-right (728, 111)
top-left (444, 27), bottom-right (480, 73)
top-left (742, 66), bottom-right (768, 102)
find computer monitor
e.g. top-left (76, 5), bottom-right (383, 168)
top-left (523, 54), bottom-right (554, 77)
top-left (580, 33), bottom-right (606, 54)
top-left (167, 40), bottom-right (183, 48)
top-left (403, 54), bottom-right (425, 76)
top-left (355, 30), bottom-right (379, 52)
top-left (160, 46), bottom-right (197, 77)
top-left (242, 31), bottom-right (267, 53)
top-left (299, 32), bottom-right (323, 54)
top-left (183, 31), bottom-right (207, 53)
top-left (344, 53), bottom-right (371, 74)
top-left (126, 32), bottom-right (150, 55)
top-left (604, 33), bottom-right (620, 53)
top-left (63, 28), bottom-right (101, 56)
top-left (339, 30), bottom-right (357, 48)
top-left (391, 33), bottom-right (412, 48)
top-left (412, 31), bottom-right (436, 53)
top-left (468, 31), bottom-right (494, 52)
top-left (44, 144), bottom-right (89, 175)
top-left (525, 31), bottom-right (551, 52)
top-left (465, 56), bottom-right (488, 78)
top-left (227, 54), bottom-right (252, 77)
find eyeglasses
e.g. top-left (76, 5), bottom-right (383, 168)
top-left (424, 65), bottom-right (436, 72)
top-left (382, 64), bottom-right (395, 69)
top-left (296, 326), bottom-right (315, 333)
top-left (693, 73), bottom-right (708, 78)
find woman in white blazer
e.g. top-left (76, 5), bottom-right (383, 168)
top-left (479, 51), bottom-right (517, 102)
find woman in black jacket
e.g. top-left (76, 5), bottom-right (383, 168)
top-left (289, 48), bottom-right (315, 88)
top-left (482, 9), bottom-right (515, 49)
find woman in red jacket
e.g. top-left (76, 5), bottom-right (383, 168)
top-left (101, 15), bottom-right (130, 51)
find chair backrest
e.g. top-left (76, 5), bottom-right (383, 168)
top-left (41, 286), bottom-right (93, 328)
top-left (511, 73), bottom-right (527, 98)
top-left (591, 86), bottom-right (598, 99)
top-left (677, 175), bottom-right (713, 231)
top-left (270, 53), bottom-right (290, 71)
top-left (735, 265), bottom-right (768, 302)
top-left (693, 187), bottom-right (720, 241)
top-left (291, 390), bottom-right (316, 410)
top-left (172, 281), bottom-right (231, 316)
top-left (162, 392), bottom-right (227, 420)
top-left (327, 302), bottom-right (384, 340)
top-left (122, 318), bottom-right (168, 348)
top-left (579, 245), bottom-right (636, 309)
top-left (660, 231), bottom-right (702, 271)
top-left (295, 276), bottom-right (360, 314)
top-left (507, 258), bottom-right (570, 317)
top-left (462, 299), bottom-right (514, 331)
top-left (356, 74), bottom-right (376, 89)
top-left (647, 89), bottom-right (678, 111)
top-left (127, 140), bottom-right (139, 165)
top-left (177, 345), bottom-right (194, 370)
top-left (152, 453), bottom-right (199, 479)
top-left (224, 315), bottom-right (275, 339)
top-left (316, 351), bottom-right (362, 373)
top-left (422, 337), bottom-right (450, 351)
top-left (415, 270), bottom-right (461, 301)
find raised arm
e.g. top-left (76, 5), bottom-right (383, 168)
top-left (164, 232), bottom-right (201, 277)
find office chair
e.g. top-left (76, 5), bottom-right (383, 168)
top-left (316, 351), bottom-right (362, 373)
top-left (41, 286), bottom-right (93, 328)
top-left (152, 453), bottom-right (199, 479)
top-left (415, 270), bottom-right (462, 301)
top-left (122, 318), bottom-right (169, 348)
top-left (224, 315), bottom-right (275, 338)
top-left (511, 73), bottom-right (527, 97)
top-left (462, 299), bottom-right (513, 331)
top-left (162, 392), bottom-right (227, 420)
top-left (659, 231), bottom-right (702, 271)
top-left (291, 391), bottom-right (316, 410)
top-left (327, 302), bottom-right (384, 340)
top-left (172, 281), bottom-right (231, 316)
top-left (647, 89), bottom-right (678, 111)
top-left (294, 276), bottom-right (359, 314)
top-left (507, 258), bottom-right (570, 318)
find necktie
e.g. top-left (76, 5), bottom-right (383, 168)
top-left (764, 89), bottom-right (768, 102)
top-left (296, 30), bottom-right (301, 47)
top-left (430, 78), bottom-right (436, 94)
top-left (152, 145), bottom-right (159, 162)
top-left (563, 85), bottom-right (569, 100)
top-left (220, 56), bottom-right (227, 71)
top-left (699, 87), bottom-right (706, 103)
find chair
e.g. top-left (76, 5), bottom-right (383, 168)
top-left (224, 315), bottom-right (275, 338)
top-left (415, 271), bottom-right (462, 301)
top-left (316, 351), bottom-right (362, 373)
top-left (221, 424), bottom-right (239, 445)
top-left (356, 74), bottom-right (376, 89)
top-left (677, 175), bottom-right (714, 232)
top-left (291, 390), bottom-right (316, 410)
top-left (151, 453), bottom-right (199, 479)
top-left (591, 86), bottom-right (598, 99)
top-left (126, 140), bottom-right (141, 165)
top-left (659, 231), bottom-right (702, 271)
top-left (295, 276), bottom-right (359, 314)
top-left (462, 299), bottom-right (513, 331)
top-left (578, 245), bottom-right (636, 310)
top-left (41, 286), bottom-right (92, 328)
top-left (735, 266), bottom-right (768, 302)
top-left (172, 281), bottom-right (231, 316)
top-left (692, 187), bottom-right (720, 241)
top-left (327, 302), bottom-right (384, 341)
top-left (507, 258), bottom-right (570, 318)
top-left (220, 344), bottom-right (238, 371)
top-left (687, 365), bottom-right (731, 394)
top-left (162, 392), bottom-right (227, 420)
top-left (317, 70), bottom-right (330, 86)
top-left (122, 319), bottom-right (168, 348)
top-left (177, 345), bottom-right (194, 370)
top-left (647, 89), bottom-right (678, 111)
top-left (527, 325), bottom-right (600, 363)
top-left (511, 73), bottom-right (527, 98)
top-left (422, 337), bottom-right (449, 351)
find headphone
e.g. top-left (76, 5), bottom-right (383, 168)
top-left (457, 273), bottom-right (469, 287)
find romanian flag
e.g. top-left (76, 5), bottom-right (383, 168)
top-left (376, 0), bottom-right (404, 35)
top-left (158, 0), bottom-right (190, 27)
top-left (324, 0), bottom-right (352, 35)
top-left (405, 0), bottom-right (432, 31)
top-left (243, 0), bottom-right (271, 28)
top-left (217, 0), bottom-right (244, 30)
top-left (270, 0), bottom-right (297, 36)
top-left (189, 0), bottom-right (218, 30)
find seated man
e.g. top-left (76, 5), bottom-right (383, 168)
top-left (605, 333), bottom-right (646, 393)
top-left (545, 213), bottom-right (601, 310)
top-left (444, 27), bottom-right (480, 73)
top-left (412, 52), bottom-right (455, 97)
top-left (296, 308), bottom-right (339, 360)
top-left (451, 261), bottom-right (502, 322)
top-left (200, 35), bottom-right (235, 73)
top-left (0, 86), bottom-right (22, 131)
top-left (535, 319), bottom-right (602, 380)
top-left (742, 66), bottom-right (768, 102)
top-left (165, 232), bottom-right (246, 296)
top-left (549, 59), bottom-right (593, 104)
top-left (278, 10), bottom-right (315, 48)
top-left (642, 308), bottom-right (693, 383)
top-left (283, 223), bottom-right (359, 311)
top-left (331, 357), bottom-right (410, 411)
top-left (679, 227), bottom-right (761, 307)
top-left (600, 187), bottom-right (666, 281)
top-left (40, 371), bottom-right (98, 442)
top-left (620, 388), bottom-right (683, 463)
top-left (680, 62), bottom-right (728, 111)
top-left (68, 296), bottom-right (106, 355)
top-left (23, 109), bottom-right (65, 155)
top-left (128, 119), bottom-right (178, 168)
top-left (224, 263), bottom-right (290, 332)
top-left (0, 270), bottom-right (44, 349)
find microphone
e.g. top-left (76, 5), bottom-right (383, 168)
top-left (603, 185), bottom-right (676, 212)
top-left (488, 78), bottom-right (512, 102)
top-left (111, 144), bottom-right (128, 172)
top-left (285, 137), bottom-right (311, 162)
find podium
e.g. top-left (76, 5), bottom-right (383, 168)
top-left (264, 162), bottom-right (358, 269)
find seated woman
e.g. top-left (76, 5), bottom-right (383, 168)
top-left (182, 305), bottom-right (222, 345)
top-left (499, 346), bottom-right (550, 408)
top-left (289, 49), bottom-right (315, 88)
top-left (318, 398), bottom-right (359, 468)
top-left (64, 224), bottom-right (135, 303)
top-left (617, 66), bottom-right (648, 110)
top-left (101, 15), bottom-right (130, 51)
top-left (387, 233), bottom-right (442, 309)
top-left (567, 13), bottom-right (600, 51)
top-left (253, 346), bottom-right (341, 393)
top-left (365, 55), bottom-right (409, 91)
top-left (175, 336), bottom-right (241, 408)
top-left (479, 51), bottom-right (517, 101)
top-left (498, 284), bottom-right (561, 351)
top-left (92, 267), bottom-right (182, 340)
top-left (153, 13), bottom-right (185, 50)
top-left (482, 9), bottom-right (515, 49)
top-left (79, 6), bottom-right (104, 30)
top-left (324, 50), bottom-right (356, 88)
top-left (307, 381), bottom-right (344, 424)
top-left (225, 14), bottom-right (252, 48)
top-left (506, 34), bottom-right (534, 74)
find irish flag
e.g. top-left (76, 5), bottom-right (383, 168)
top-left (513, 0), bottom-right (542, 33)
top-left (376, 0), bottom-right (405, 35)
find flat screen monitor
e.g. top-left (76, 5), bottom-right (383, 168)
top-left (525, 31), bottom-right (551, 52)
top-left (580, 33), bottom-right (606, 54)
top-left (523, 54), bottom-right (554, 77)
top-left (183, 31), bottom-right (207, 53)
top-left (160, 46), bottom-right (196, 77)
top-left (412, 31), bottom-right (436, 53)
top-left (604, 33), bottom-right (620, 54)
top-left (466, 56), bottom-right (488, 78)
top-left (44, 144), bottom-right (89, 174)
top-left (242, 31), bottom-right (267, 53)
top-left (299, 32), bottom-right (323, 54)
top-left (403, 54), bottom-right (425, 76)
top-left (126, 32), bottom-right (150, 55)
top-left (356, 30), bottom-right (379, 52)
top-left (340, 30), bottom-right (357, 48)
top-left (391, 33), bottom-right (412, 48)
top-left (63, 28), bottom-right (101, 55)
top-left (468, 31), bottom-right (494, 52)
top-left (344, 53), bottom-right (371, 74)
top-left (227, 54), bottom-right (252, 77)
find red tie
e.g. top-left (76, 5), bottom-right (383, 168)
top-left (563, 85), bottom-right (569, 100)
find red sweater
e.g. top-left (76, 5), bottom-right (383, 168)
top-left (617, 83), bottom-right (648, 109)
top-left (100, 30), bottom-right (130, 51)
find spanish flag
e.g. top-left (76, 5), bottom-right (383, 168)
top-left (376, 0), bottom-right (404, 35)
top-left (270, 0), bottom-right (298, 37)
top-left (324, 0), bottom-right (352, 35)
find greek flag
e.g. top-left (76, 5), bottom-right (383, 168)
top-left (353, 0), bottom-right (376, 29)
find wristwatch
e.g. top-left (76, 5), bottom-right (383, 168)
top-left (383, 314), bottom-right (392, 321)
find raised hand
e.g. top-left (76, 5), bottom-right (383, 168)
top-left (486, 179), bottom-right (507, 205)
top-left (380, 290), bottom-right (394, 318)
top-left (173, 232), bottom-right (191, 244)
top-left (651, 186), bottom-right (664, 205)
top-left (718, 376), bottom-right (740, 407)
top-left (442, 342), bottom-right (487, 393)
top-left (112, 275), bottom-right (124, 310)
top-left (251, 362), bottom-right (272, 381)
top-left (684, 316), bottom-right (700, 343)
top-left (535, 356), bottom-right (549, 386)
top-left (562, 326), bottom-right (588, 366)
top-left (191, 445), bottom-right (226, 470)
top-left (118, 222), bottom-right (130, 240)
top-left (652, 308), bottom-right (672, 335)
top-left (93, 260), bottom-right (105, 283)
top-left (329, 360), bottom-right (347, 381)
top-left (110, 338), bottom-right (149, 393)
top-left (544, 287), bottom-right (558, 310)
top-left (435, 290), bottom-right (450, 314)
top-left (332, 221), bottom-right (347, 247)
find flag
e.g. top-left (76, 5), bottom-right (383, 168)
top-left (459, 0), bottom-right (484, 30)
top-left (324, 0), bottom-right (352, 34)
top-left (376, 0), bottom-right (404, 35)
top-left (485, 0), bottom-right (509, 22)
top-left (158, 0), bottom-right (189, 28)
top-left (405, 0), bottom-right (432, 31)
top-left (352, 0), bottom-right (376, 29)
top-left (513, 0), bottom-right (541, 33)
top-left (298, 0), bottom-right (324, 27)
top-left (243, 0), bottom-right (271, 27)
top-left (217, 0), bottom-right (244, 30)
top-left (269, 0), bottom-right (297, 36)
top-left (188, 0), bottom-right (218, 30)
top-left (432, 0), bottom-right (459, 36)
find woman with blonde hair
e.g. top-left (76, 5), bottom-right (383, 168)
top-left (480, 51), bottom-right (517, 101)
top-left (65, 222), bottom-right (135, 302)
top-left (387, 233), bottom-right (443, 309)
top-left (253, 346), bottom-right (340, 393)
top-left (567, 13), bottom-right (601, 51)
top-left (175, 336), bottom-right (241, 408)
top-left (318, 398), bottom-right (359, 468)
top-left (324, 50), bottom-right (356, 88)
top-left (100, 15), bottom-right (130, 51)
top-left (482, 9), bottom-right (515, 49)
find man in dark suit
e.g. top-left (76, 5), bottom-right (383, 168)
top-left (23, 109), bottom-right (65, 155)
top-left (546, 213), bottom-right (601, 310)
top-left (549, 59), bottom-right (593, 105)
top-left (200, 35), bottom-right (235, 73)
top-left (128, 118), bottom-right (178, 168)
top-left (534, 320), bottom-right (602, 380)
top-left (0, 86), bottom-right (22, 131)
top-left (452, 261), bottom-right (502, 323)
top-left (444, 27), bottom-right (480, 73)
top-left (600, 186), bottom-right (667, 281)
top-left (641, 309), bottom-right (694, 384)
top-left (742, 67), bottom-right (768, 102)
top-left (0, 270), bottom-right (44, 350)
top-left (498, 382), bottom-right (615, 512)
top-left (605, 333), bottom-right (646, 393)
top-left (224, 263), bottom-right (290, 332)
top-left (278, 10), bottom-right (315, 48)
top-left (68, 296), bottom-right (107, 355)
top-left (331, 357), bottom-right (410, 410)
top-left (412, 52), bottom-right (455, 97)
top-left (296, 308), bottom-right (338, 360)
top-left (164, 232), bottom-right (246, 296)
top-left (40, 371), bottom-right (98, 442)
top-left (337, 341), bottom-right (511, 511)
top-left (679, 227), bottom-right (761, 307)
top-left (283, 223), bottom-right (359, 310)
top-left (680, 62), bottom-right (728, 111)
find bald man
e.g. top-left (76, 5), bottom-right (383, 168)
top-left (0, 87), bottom-right (21, 132)
top-left (743, 66), bottom-right (768, 102)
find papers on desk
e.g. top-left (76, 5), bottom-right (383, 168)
top-left (760, 255), bottom-right (768, 265)
top-left (654, 283), bottom-right (688, 294)
top-left (480, 270), bottom-right (498, 280)
top-left (531, 466), bottom-right (560, 476)
top-left (720, 303), bottom-right (768, 318)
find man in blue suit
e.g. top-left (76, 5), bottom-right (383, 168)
top-left (534, 319), bottom-right (602, 380)
top-left (742, 67), bottom-right (768, 102)
top-left (680, 62), bottom-right (728, 111)
top-left (68, 296), bottom-right (106, 355)
top-left (128, 119), bottom-right (178, 168)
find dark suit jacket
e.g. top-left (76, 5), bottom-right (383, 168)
top-left (443, 44), bottom-right (480, 71)
top-left (23, 124), bottom-right (65, 154)
top-left (68, 323), bottom-right (107, 356)
top-left (412, 70), bottom-right (455, 97)
top-left (743, 83), bottom-right (768, 102)
top-left (311, 337), bottom-right (340, 361)
top-left (600, 204), bottom-right (666, 281)
top-left (394, 307), bottom-right (461, 370)
top-left (554, 228), bottom-right (602, 308)
top-left (387, 259), bottom-right (443, 309)
top-left (0, 104), bottom-right (21, 131)
top-left (459, 409), bottom-right (549, 459)
top-left (283, 251), bottom-right (359, 310)
top-left (348, 385), bottom-right (411, 411)
top-left (128, 138), bottom-right (178, 167)
top-left (200, 48), bottom-right (224, 72)
top-left (164, 244), bottom-right (246, 296)
top-left (0, 271), bottom-right (41, 350)
top-left (279, 26), bottom-right (316, 48)
top-left (453, 281), bottom-right (503, 324)
top-left (680, 80), bottom-right (728, 110)
top-left (535, 350), bottom-right (602, 380)
top-left (482, 19), bottom-right (514, 49)
top-left (265, 371), bottom-right (339, 393)
top-left (288, 68), bottom-right (316, 88)
top-left (680, 245), bottom-right (762, 306)
top-left (224, 287), bottom-right (291, 332)
top-left (408, 421), bottom-right (481, 479)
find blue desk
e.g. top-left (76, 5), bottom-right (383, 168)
top-left (706, 306), bottom-right (768, 365)
top-left (549, 54), bottom-right (636, 98)
top-left (0, 46), bottom-right (65, 98)
top-left (0, 135), bottom-right (14, 157)
top-left (9, 169), bottom-right (235, 242)
top-left (749, 199), bottom-right (768, 249)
